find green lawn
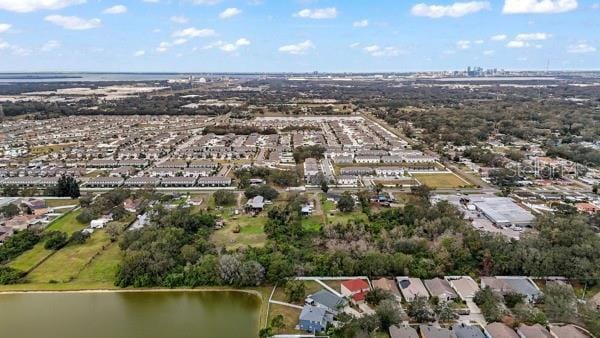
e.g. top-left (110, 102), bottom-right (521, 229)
top-left (301, 216), bottom-right (323, 233)
top-left (271, 281), bottom-right (323, 305)
top-left (46, 209), bottom-right (87, 234)
top-left (45, 199), bottom-right (79, 208)
top-left (75, 242), bottom-right (122, 284)
top-left (26, 230), bottom-right (112, 283)
top-left (412, 173), bottom-right (472, 189)
top-left (267, 304), bottom-right (303, 335)
top-left (211, 214), bottom-right (268, 250)
top-left (327, 210), bottom-right (368, 225)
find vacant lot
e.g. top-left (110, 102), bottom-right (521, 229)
top-left (75, 242), bottom-right (122, 284)
top-left (412, 173), bottom-right (471, 189)
top-left (211, 214), bottom-right (268, 250)
top-left (45, 198), bottom-right (79, 208)
top-left (267, 304), bottom-right (302, 335)
top-left (27, 230), bottom-right (111, 283)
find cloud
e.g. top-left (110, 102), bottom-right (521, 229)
top-left (349, 42), bottom-right (360, 48)
top-left (363, 44), bottom-right (404, 57)
top-left (353, 19), bottom-right (369, 27)
top-left (410, 1), bottom-right (490, 18)
top-left (156, 42), bottom-right (170, 52)
top-left (295, 8), bottom-right (338, 19)
top-left (170, 16), bottom-right (189, 24)
top-left (457, 40), bottom-right (471, 49)
top-left (203, 38), bottom-right (250, 52)
top-left (567, 43), bottom-right (596, 53)
top-left (41, 40), bottom-right (60, 51)
top-left (491, 34), bottom-right (507, 41)
top-left (0, 39), bottom-right (9, 50)
top-left (172, 27), bottom-right (215, 38)
top-left (502, 0), bottom-right (577, 14)
top-left (173, 38), bottom-right (188, 45)
top-left (0, 23), bottom-right (11, 33)
top-left (103, 4), bottom-right (127, 14)
top-left (514, 32), bottom-right (551, 41)
top-left (44, 15), bottom-right (101, 30)
top-left (219, 7), bottom-right (242, 19)
top-left (190, 0), bottom-right (222, 5)
top-left (134, 50), bottom-right (146, 56)
top-left (0, 39), bottom-right (29, 55)
top-left (506, 32), bottom-right (551, 48)
top-left (278, 40), bottom-right (315, 54)
top-left (0, 0), bottom-right (85, 13)
top-left (483, 49), bottom-right (495, 55)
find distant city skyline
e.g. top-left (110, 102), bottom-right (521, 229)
top-left (0, 0), bottom-right (598, 72)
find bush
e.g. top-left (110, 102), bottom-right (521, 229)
top-left (0, 266), bottom-right (24, 284)
top-left (0, 230), bottom-right (40, 263)
top-left (44, 231), bottom-right (68, 250)
top-left (69, 231), bottom-right (90, 245)
top-left (214, 190), bottom-right (236, 206)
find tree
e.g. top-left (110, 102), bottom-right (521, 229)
top-left (69, 230), bottom-right (90, 245)
top-left (284, 280), bottom-right (306, 303)
top-left (214, 190), bottom-right (236, 206)
top-left (0, 266), bottom-right (23, 285)
top-left (434, 301), bottom-right (456, 323)
top-left (337, 192), bottom-right (355, 213)
top-left (365, 288), bottom-right (393, 306)
top-left (376, 299), bottom-right (402, 330)
top-left (407, 296), bottom-right (435, 323)
top-left (245, 185), bottom-right (279, 201)
top-left (54, 175), bottom-right (80, 199)
top-left (320, 180), bottom-right (329, 194)
top-left (270, 314), bottom-right (285, 330)
top-left (474, 287), bottom-right (504, 322)
top-left (105, 222), bottom-right (122, 242)
top-left (1, 203), bottom-right (20, 218)
top-left (44, 231), bottom-right (68, 250)
top-left (504, 293), bottom-right (525, 308)
top-left (543, 283), bottom-right (577, 323)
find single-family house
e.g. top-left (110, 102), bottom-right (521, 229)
top-left (396, 277), bottom-right (429, 302)
top-left (306, 290), bottom-right (348, 315)
top-left (298, 305), bottom-right (332, 333)
top-left (452, 323), bottom-right (485, 338)
top-left (389, 325), bottom-right (419, 338)
top-left (372, 278), bottom-right (402, 300)
top-left (424, 278), bottom-right (458, 302)
top-left (485, 323), bottom-right (519, 338)
top-left (246, 196), bottom-right (266, 213)
top-left (419, 325), bottom-right (457, 338)
top-left (548, 324), bottom-right (590, 338)
top-left (90, 218), bottom-right (110, 229)
top-left (516, 324), bottom-right (552, 338)
top-left (447, 276), bottom-right (480, 300)
top-left (341, 279), bottom-right (370, 303)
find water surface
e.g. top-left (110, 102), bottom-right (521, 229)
top-left (0, 291), bottom-right (261, 338)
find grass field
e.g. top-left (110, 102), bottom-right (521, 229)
top-left (271, 280), bottom-right (322, 305)
top-left (267, 304), bottom-right (302, 335)
top-left (301, 216), bottom-right (323, 233)
top-left (412, 173), bottom-right (471, 189)
top-left (26, 230), bottom-right (112, 283)
top-left (75, 242), bottom-right (122, 284)
top-left (46, 210), bottom-right (86, 234)
top-left (45, 198), bottom-right (79, 208)
top-left (211, 215), bottom-right (268, 250)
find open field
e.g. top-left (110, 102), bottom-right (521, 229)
top-left (301, 216), bottom-right (323, 233)
top-left (45, 198), bottom-right (79, 208)
top-left (26, 230), bottom-right (112, 283)
top-left (45, 209), bottom-right (86, 234)
top-left (75, 242), bottom-right (122, 284)
top-left (211, 215), bottom-right (268, 250)
top-left (412, 173), bottom-right (472, 189)
top-left (270, 280), bottom-right (322, 305)
top-left (267, 304), bottom-right (303, 335)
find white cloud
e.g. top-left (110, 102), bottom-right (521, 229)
top-left (411, 1), bottom-right (491, 18)
top-left (134, 50), bottom-right (145, 56)
top-left (278, 40), bottom-right (315, 54)
top-left (474, 39), bottom-right (484, 44)
top-left (204, 38), bottom-right (251, 52)
top-left (567, 43), bottom-right (596, 54)
top-left (506, 32), bottom-right (551, 48)
top-left (491, 34), bottom-right (507, 41)
top-left (295, 8), bottom-right (338, 19)
top-left (514, 32), bottom-right (551, 41)
top-left (363, 44), bottom-right (403, 57)
top-left (219, 7), bottom-right (242, 19)
top-left (593, 3), bottom-right (600, 9)
top-left (102, 4), bottom-right (127, 14)
top-left (349, 42), bottom-right (361, 48)
top-left (142, 0), bottom-right (159, 3)
top-left (44, 15), bottom-right (101, 30)
top-left (483, 49), bottom-right (495, 55)
top-left (0, 39), bottom-right (9, 50)
top-left (190, 0), bottom-right (222, 5)
top-left (503, 0), bottom-right (577, 14)
top-left (172, 27), bottom-right (215, 38)
top-left (41, 40), bottom-right (60, 52)
top-left (353, 19), bottom-right (369, 27)
top-left (0, 0), bottom-right (85, 13)
top-left (156, 42), bottom-right (171, 52)
top-left (506, 40), bottom-right (527, 48)
top-left (170, 16), bottom-right (188, 24)
top-left (173, 38), bottom-right (188, 45)
top-left (0, 23), bottom-right (11, 33)
top-left (457, 40), bottom-right (471, 49)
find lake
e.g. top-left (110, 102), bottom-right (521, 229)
top-left (0, 291), bottom-right (261, 338)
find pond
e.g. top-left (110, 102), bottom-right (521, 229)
top-left (0, 291), bottom-right (261, 338)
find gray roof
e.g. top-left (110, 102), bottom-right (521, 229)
top-left (424, 278), bottom-right (457, 298)
top-left (485, 323), bottom-right (519, 338)
top-left (390, 325), bottom-right (419, 338)
top-left (309, 290), bottom-right (347, 310)
top-left (499, 277), bottom-right (541, 299)
top-left (452, 323), bottom-right (486, 338)
top-left (472, 197), bottom-right (534, 225)
top-left (299, 305), bottom-right (327, 323)
top-left (419, 325), bottom-right (457, 338)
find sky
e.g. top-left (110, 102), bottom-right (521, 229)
top-left (0, 0), bottom-right (598, 72)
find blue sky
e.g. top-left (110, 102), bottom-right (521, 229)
top-left (0, 0), bottom-right (598, 72)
